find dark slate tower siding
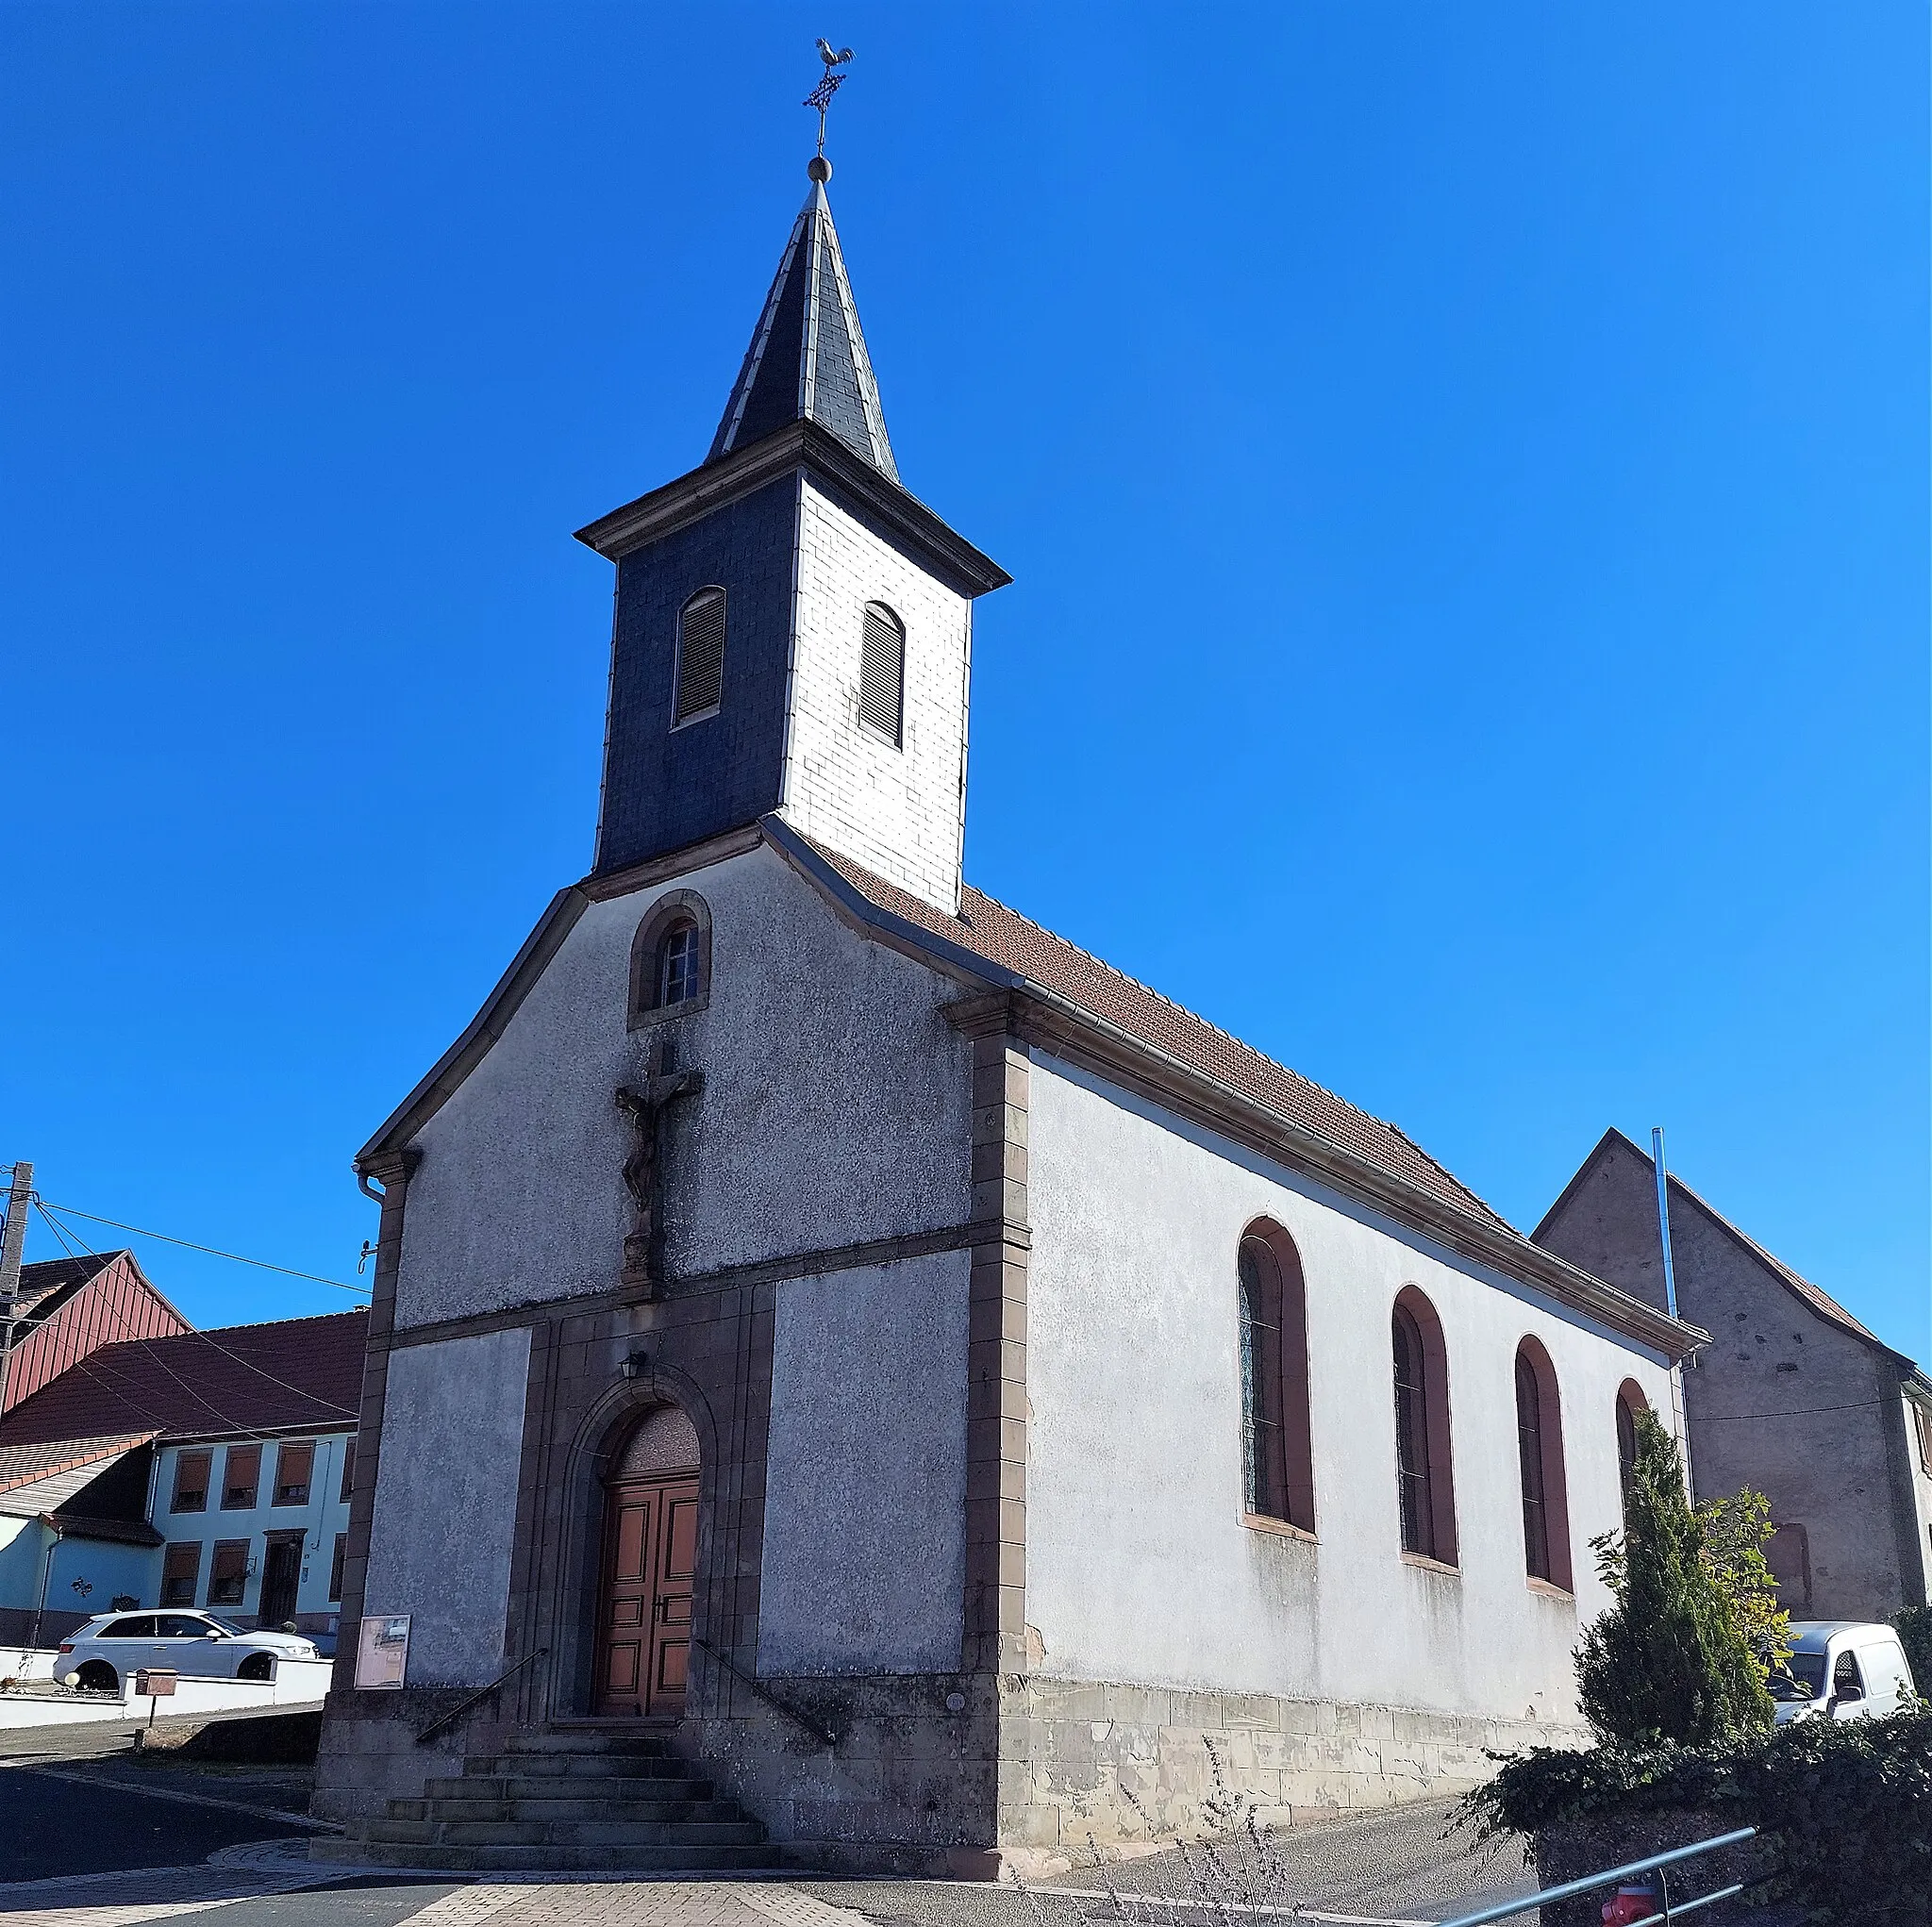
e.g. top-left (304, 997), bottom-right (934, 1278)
top-left (593, 476), bottom-right (796, 877)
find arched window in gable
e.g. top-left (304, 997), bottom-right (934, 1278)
top-left (1236, 1221), bottom-right (1315, 1533)
top-left (1391, 1287), bottom-right (1457, 1567)
top-left (674, 588), bottom-right (726, 725)
top-left (628, 890), bottom-right (713, 1027)
top-left (1514, 1337), bottom-right (1574, 1591)
top-left (858, 602), bottom-right (905, 748)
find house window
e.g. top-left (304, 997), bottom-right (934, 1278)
top-left (1914, 1401), bottom-right (1932, 1478)
top-left (339, 1440), bottom-right (357, 1504)
top-left (628, 891), bottom-right (713, 1026)
top-left (1615, 1380), bottom-right (1648, 1510)
top-left (1391, 1287), bottom-right (1457, 1566)
top-left (274, 1442), bottom-right (313, 1506)
top-left (1514, 1339), bottom-right (1574, 1590)
top-left (1236, 1221), bottom-right (1315, 1532)
top-left (329, 1533), bottom-right (348, 1603)
top-left (171, 1451), bottom-right (210, 1514)
top-left (858, 602), bottom-right (905, 747)
top-left (674, 587), bottom-right (726, 724)
top-left (223, 1444), bottom-right (260, 1509)
top-left (208, 1539), bottom-right (250, 1606)
top-left (160, 1543), bottom-right (202, 1607)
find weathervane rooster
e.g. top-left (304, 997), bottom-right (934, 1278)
top-left (805, 38), bottom-right (854, 163)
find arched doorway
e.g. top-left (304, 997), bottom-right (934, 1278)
top-left (593, 1404), bottom-right (700, 1718)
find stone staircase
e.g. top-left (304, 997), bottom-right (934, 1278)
top-left (313, 1729), bottom-right (776, 1872)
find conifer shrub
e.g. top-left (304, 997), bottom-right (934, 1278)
top-left (1574, 1408), bottom-right (1776, 1746)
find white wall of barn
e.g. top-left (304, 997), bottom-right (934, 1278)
top-left (392, 843), bottom-right (974, 1331)
top-left (1024, 1052), bottom-right (1677, 1726)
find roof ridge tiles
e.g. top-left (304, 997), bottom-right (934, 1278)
top-left (958, 881), bottom-right (1509, 1229)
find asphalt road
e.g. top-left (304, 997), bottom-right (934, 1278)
top-left (0, 1754), bottom-right (301, 1881)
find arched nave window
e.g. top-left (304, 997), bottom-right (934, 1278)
top-left (1391, 1287), bottom-right (1457, 1567)
top-left (1236, 1222), bottom-right (1315, 1533)
top-left (1514, 1337), bottom-right (1574, 1591)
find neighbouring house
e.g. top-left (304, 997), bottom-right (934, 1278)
top-left (0, 1310), bottom-right (366, 1646)
top-left (314, 155), bottom-right (1703, 1871)
top-left (1536, 1128), bottom-right (1932, 1622)
top-left (2, 1251), bottom-right (189, 1412)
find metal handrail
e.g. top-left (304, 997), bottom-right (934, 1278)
top-left (414, 1646), bottom-right (547, 1745)
top-left (1437, 1825), bottom-right (1759, 1927)
top-left (693, 1636), bottom-right (839, 1750)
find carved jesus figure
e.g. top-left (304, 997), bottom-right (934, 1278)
top-left (615, 1037), bottom-right (703, 1288)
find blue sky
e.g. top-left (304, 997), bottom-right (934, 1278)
top-left (3, 5), bottom-right (1925, 1362)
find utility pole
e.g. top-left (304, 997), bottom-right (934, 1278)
top-left (0, 1162), bottom-right (33, 1415)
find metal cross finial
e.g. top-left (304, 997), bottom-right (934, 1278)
top-left (806, 38), bottom-right (854, 161)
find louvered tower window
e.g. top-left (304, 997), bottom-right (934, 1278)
top-left (858, 602), bottom-right (905, 747)
top-left (674, 588), bottom-right (726, 724)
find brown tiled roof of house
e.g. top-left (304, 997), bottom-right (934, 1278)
top-left (803, 838), bottom-right (1514, 1235)
top-left (13, 1253), bottom-right (121, 1316)
top-left (0, 1311), bottom-right (367, 1450)
top-left (0, 1432), bottom-right (156, 1498)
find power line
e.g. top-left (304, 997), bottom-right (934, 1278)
top-left (32, 1204), bottom-right (358, 1424)
top-left (36, 1203), bottom-right (369, 1297)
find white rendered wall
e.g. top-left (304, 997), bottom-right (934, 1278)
top-left (393, 845), bottom-right (973, 1329)
top-left (758, 1250), bottom-right (971, 1676)
top-left (1024, 1053), bottom-right (1677, 1726)
top-left (777, 476), bottom-right (972, 914)
top-left (363, 1327), bottom-right (531, 1686)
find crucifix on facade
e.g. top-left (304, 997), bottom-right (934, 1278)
top-left (615, 1037), bottom-right (703, 1291)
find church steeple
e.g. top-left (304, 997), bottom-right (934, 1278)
top-left (707, 163), bottom-right (899, 484)
top-left (576, 151), bottom-right (1008, 913)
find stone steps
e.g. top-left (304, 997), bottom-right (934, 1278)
top-left (394, 1794), bottom-right (740, 1823)
top-left (430, 1772), bottom-right (713, 1800)
top-left (461, 1753), bottom-right (694, 1779)
top-left (326, 1728), bottom-right (776, 1874)
top-left (364, 1817), bottom-right (766, 1849)
top-left (313, 1838), bottom-right (778, 1873)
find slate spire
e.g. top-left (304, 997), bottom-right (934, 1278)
top-left (708, 163), bottom-right (900, 484)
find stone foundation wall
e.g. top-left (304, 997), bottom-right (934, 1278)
top-left (309, 1686), bottom-right (509, 1825)
top-left (995, 1675), bottom-right (1586, 1862)
top-left (694, 1669), bottom-right (998, 1874)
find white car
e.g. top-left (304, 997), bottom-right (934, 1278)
top-left (1768, 1620), bottom-right (1918, 1724)
top-left (56, 1610), bottom-right (318, 1694)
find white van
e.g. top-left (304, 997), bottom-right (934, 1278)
top-left (1768, 1621), bottom-right (1918, 1724)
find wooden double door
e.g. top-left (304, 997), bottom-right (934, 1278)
top-left (593, 1470), bottom-right (698, 1717)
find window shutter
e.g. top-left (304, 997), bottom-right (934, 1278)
top-left (675, 589), bottom-right (726, 723)
top-left (858, 603), bottom-right (904, 746)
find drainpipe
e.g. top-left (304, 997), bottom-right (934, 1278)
top-left (1652, 1127), bottom-right (1696, 1497)
top-left (30, 1517), bottom-right (63, 1652)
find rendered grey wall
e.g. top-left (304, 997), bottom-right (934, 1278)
top-left (1024, 1054), bottom-right (1675, 1725)
top-left (362, 1327), bottom-right (531, 1686)
top-left (757, 1250), bottom-right (971, 1675)
top-left (392, 845), bottom-right (974, 1328)
top-left (1536, 1138), bottom-right (1928, 1619)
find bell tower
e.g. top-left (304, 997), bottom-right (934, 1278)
top-left (575, 158), bottom-right (1008, 913)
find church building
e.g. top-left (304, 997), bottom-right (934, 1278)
top-left (314, 153), bottom-right (1702, 1874)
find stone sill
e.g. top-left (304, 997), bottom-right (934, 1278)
top-left (1399, 1552), bottom-right (1461, 1578)
top-left (1526, 1577), bottom-right (1576, 1603)
top-left (1241, 1513), bottom-right (1317, 1544)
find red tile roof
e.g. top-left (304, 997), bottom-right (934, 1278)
top-left (0, 1311), bottom-right (367, 1449)
top-left (804, 839), bottom-right (1514, 1234)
